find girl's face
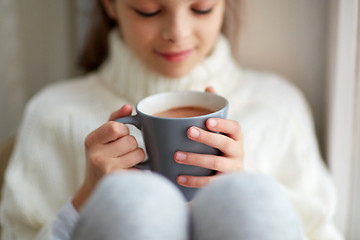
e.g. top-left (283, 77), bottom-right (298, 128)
top-left (103, 0), bottom-right (226, 78)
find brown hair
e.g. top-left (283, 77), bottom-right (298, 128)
top-left (78, 0), bottom-right (242, 73)
top-left (78, 0), bottom-right (116, 73)
top-left (222, 0), bottom-right (243, 62)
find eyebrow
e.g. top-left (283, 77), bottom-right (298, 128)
top-left (138, 0), bottom-right (219, 4)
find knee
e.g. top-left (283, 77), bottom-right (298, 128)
top-left (195, 172), bottom-right (285, 203)
top-left (192, 172), bottom-right (303, 240)
top-left (89, 171), bottom-right (186, 207)
top-left (73, 172), bottom-right (189, 240)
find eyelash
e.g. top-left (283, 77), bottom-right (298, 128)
top-left (135, 9), bottom-right (161, 18)
top-left (192, 8), bottom-right (213, 15)
top-left (134, 8), bottom-right (213, 18)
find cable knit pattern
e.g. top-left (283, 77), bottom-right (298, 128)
top-left (0, 32), bottom-right (343, 240)
top-left (98, 31), bottom-right (239, 104)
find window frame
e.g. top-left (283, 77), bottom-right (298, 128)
top-left (327, 0), bottom-right (359, 238)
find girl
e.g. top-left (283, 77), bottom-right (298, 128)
top-left (0, 0), bottom-right (342, 239)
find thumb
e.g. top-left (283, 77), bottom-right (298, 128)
top-left (205, 86), bottom-right (216, 94)
top-left (109, 104), bottom-right (133, 121)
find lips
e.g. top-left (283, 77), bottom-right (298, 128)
top-left (155, 49), bottom-right (194, 63)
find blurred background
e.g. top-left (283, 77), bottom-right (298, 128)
top-left (0, 0), bottom-right (329, 149)
top-left (0, 0), bottom-right (359, 238)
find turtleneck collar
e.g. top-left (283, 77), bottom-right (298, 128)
top-left (97, 30), bottom-right (239, 104)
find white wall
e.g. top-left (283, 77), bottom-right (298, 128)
top-left (0, 0), bottom-right (76, 142)
top-left (326, 0), bottom-right (359, 237)
top-left (237, 0), bottom-right (328, 154)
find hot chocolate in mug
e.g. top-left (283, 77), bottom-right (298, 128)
top-left (115, 91), bottom-right (229, 201)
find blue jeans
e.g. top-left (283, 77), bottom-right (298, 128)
top-left (71, 171), bottom-right (304, 240)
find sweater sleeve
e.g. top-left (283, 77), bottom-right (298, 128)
top-left (0, 87), bottom-right (83, 240)
top-left (51, 199), bottom-right (79, 240)
top-left (267, 85), bottom-right (344, 240)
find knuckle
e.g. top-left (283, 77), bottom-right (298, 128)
top-left (107, 121), bottom-right (120, 133)
top-left (90, 154), bottom-right (104, 168)
top-left (232, 121), bottom-right (241, 133)
top-left (211, 157), bottom-right (222, 171)
top-left (108, 121), bottom-right (129, 136)
top-left (124, 135), bottom-right (138, 149)
top-left (222, 138), bottom-right (233, 153)
top-left (135, 148), bottom-right (146, 160)
top-left (236, 162), bottom-right (243, 171)
top-left (84, 135), bottom-right (93, 149)
top-left (238, 155), bottom-right (244, 169)
top-left (234, 120), bottom-right (241, 129)
top-left (234, 121), bottom-right (243, 137)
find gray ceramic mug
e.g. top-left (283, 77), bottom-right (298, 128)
top-left (115, 91), bottom-right (229, 201)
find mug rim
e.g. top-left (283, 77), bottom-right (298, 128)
top-left (136, 91), bottom-right (229, 120)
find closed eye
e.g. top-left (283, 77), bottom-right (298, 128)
top-left (192, 8), bottom-right (213, 15)
top-left (135, 9), bottom-right (161, 17)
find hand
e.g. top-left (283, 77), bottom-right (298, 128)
top-left (73, 104), bottom-right (145, 211)
top-left (174, 87), bottom-right (244, 188)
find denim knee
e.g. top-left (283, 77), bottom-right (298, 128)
top-left (72, 171), bottom-right (189, 240)
top-left (192, 172), bottom-right (304, 240)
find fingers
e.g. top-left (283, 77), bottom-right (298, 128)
top-left (175, 150), bottom-right (243, 188)
top-left (87, 134), bottom-right (145, 171)
top-left (187, 127), bottom-right (241, 158)
top-left (85, 118), bottom-right (145, 174)
top-left (205, 86), bottom-right (216, 94)
top-left (109, 104), bottom-right (133, 121)
top-left (206, 118), bottom-right (243, 141)
top-left (87, 104), bottom-right (133, 146)
top-left (88, 147), bottom-right (145, 177)
top-left (177, 175), bottom-right (216, 188)
top-left (78, 105), bottom-right (141, 210)
top-left (85, 121), bottom-right (130, 146)
top-left (176, 118), bottom-right (244, 188)
top-left (102, 135), bottom-right (138, 157)
top-left (175, 151), bottom-right (241, 172)
top-left (110, 148), bottom-right (146, 170)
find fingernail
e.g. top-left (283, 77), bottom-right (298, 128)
top-left (208, 119), bottom-right (217, 128)
top-left (175, 152), bottom-right (187, 162)
top-left (189, 128), bottom-right (200, 138)
top-left (178, 176), bottom-right (187, 184)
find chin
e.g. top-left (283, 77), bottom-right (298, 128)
top-left (161, 71), bottom-right (188, 79)
top-left (155, 66), bottom-right (194, 79)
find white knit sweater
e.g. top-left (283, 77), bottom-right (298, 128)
top-left (0, 31), bottom-right (343, 239)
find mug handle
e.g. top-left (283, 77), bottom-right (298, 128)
top-left (115, 115), bottom-right (141, 129)
top-left (115, 115), bottom-right (150, 170)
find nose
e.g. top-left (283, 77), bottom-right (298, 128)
top-left (161, 13), bottom-right (191, 43)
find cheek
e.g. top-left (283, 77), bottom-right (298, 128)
top-left (121, 21), bottom-right (158, 51)
top-left (199, 14), bottom-right (224, 52)
top-left (123, 22), bottom-right (157, 42)
top-left (121, 19), bottom-right (143, 39)
top-left (196, 28), bottom-right (221, 56)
